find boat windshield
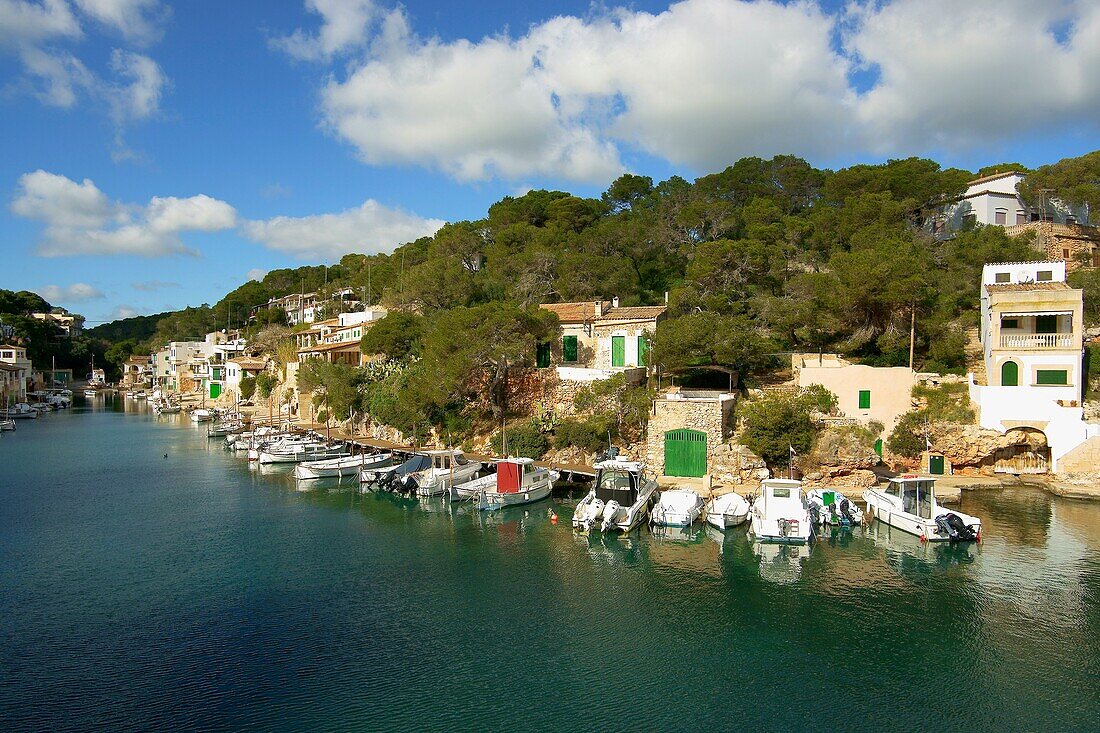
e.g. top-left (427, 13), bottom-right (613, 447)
top-left (902, 480), bottom-right (935, 519)
top-left (594, 468), bottom-right (638, 505)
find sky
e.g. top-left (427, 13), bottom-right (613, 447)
top-left (1, 0), bottom-right (1098, 326)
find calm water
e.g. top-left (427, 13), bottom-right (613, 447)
top-left (2, 399), bottom-right (1099, 732)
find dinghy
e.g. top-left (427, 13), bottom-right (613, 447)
top-left (806, 488), bottom-right (864, 527)
top-left (650, 488), bottom-right (705, 527)
top-left (704, 491), bottom-right (751, 529)
top-left (361, 454), bottom-right (432, 494)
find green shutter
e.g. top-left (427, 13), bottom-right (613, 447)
top-left (611, 336), bottom-right (625, 367)
top-left (536, 342), bottom-right (551, 368)
top-left (1036, 369), bottom-right (1068, 385)
top-left (1035, 315), bottom-right (1058, 334)
top-left (664, 429), bottom-right (707, 477)
top-left (874, 438), bottom-right (883, 458)
top-left (562, 335), bottom-right (578, 362)
top-left (1001, 360), bottom-right (1019, 386)
top-left (637, 336), bottom-right (648, 367)
top-left (858, 390), bottom-right (871, 409)
top-left (210, 383), bottom-right (221, 399)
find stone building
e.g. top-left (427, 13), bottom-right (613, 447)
top-left (645, 388), bottom-right (736, 479)
top-left (538, 298), bottom-right (665, 381)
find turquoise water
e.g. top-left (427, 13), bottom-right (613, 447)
top-left (2, 399), bottom-right (1099, 731)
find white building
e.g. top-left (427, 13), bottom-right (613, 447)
top-left (0, 344), bottom-right (32, 403)
top-left (968, 261), bottom-right (1099, 472)
top-left (934, 171), bottom-right (1090, 234)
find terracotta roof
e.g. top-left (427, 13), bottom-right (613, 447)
top-left (986, 282), bottom-right (1072, 293)
top-left (230, 357), bottom-right (268, 370)
top-left (600, 306), bottom-right (667, 321)
top-left (967, 170), bottom-right (1027, 187)
top-left (540, 301), bottom-right (609, 323)
top-left (125, 355), bottom-right (150, 364)
top-left (298, 341), bottom-right (361, 354)
top-left (0, 363), bottom-right (20, 372)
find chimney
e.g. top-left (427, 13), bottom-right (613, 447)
top-left (612, 296), bottom-right (620, 308)
top-left (594, 300), bottom-right (603, 318)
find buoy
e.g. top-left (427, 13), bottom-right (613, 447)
top-left (919, 534), bottom-right (926, 543)
top-left (550, 512), bottom-right (558, 525)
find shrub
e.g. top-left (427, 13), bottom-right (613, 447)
top-left (255, 372), bottom-right (278, 399)
top-left (238, 376), bottom-right (256, 400)
top-left (554, 417), bottom-right (615, 454)
top-left (492, 420), bottom-right (549, 459)
top-left (740, 392), bottom-right (816, 469)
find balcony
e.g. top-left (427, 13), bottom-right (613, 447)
top-left (1000, 333), bottom-right (1074, 349)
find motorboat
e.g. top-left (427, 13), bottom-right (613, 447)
top-left (257, 441), bottom-right (348, 465)
top-left (207, 419), bottom-right (245, 438)
top-left (189, 408), bottom-right (214, 423)
top-left (458, 458), bottom-right (558, 510)
top-left (864, 475), bottom-right (981, 542)
top-left (295, 452), bottom-right (394, 480)
top-left (0, 418), bottom-right (15, 432)
top-left (2, 403), bottom-right (40, 420)
top-left (650, 488), bottom-right (705, 527)
top-left (83, 387), bottom-right (99, 398)
top-left (409, 450), bottom-right (483, 497)
top-left (749, 479), bottom-right (813, 545)
top-left (806, 488), bottom-right (864, 527)
top-left (704, 491), bottom-right (751, 530)
top-left (573, 456), bottom-right (658, 532)
top-left (360, 454), bottom-right (432, 494)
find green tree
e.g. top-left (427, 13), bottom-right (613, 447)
top-left (653, 312), bottom-right (775, 379)
top-left (239, 376), bottom-right (256, 400)
top-left (740, 388), bottom-right (831, 470)
top-left (1018, 151), bottom-right (1100, 216)
top-left (360, 312), bottom-right (425, 359)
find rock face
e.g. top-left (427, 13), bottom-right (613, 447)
top-left (706, 443), bottom-right (770, 488)
top-left (926, 421), bottom-right (1035, 474)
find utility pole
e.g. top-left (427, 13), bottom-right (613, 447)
top-left (909, 304), bottom-right (916, 371)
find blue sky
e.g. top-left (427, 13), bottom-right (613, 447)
top-left (2, 0), bottom-right (1098, 326)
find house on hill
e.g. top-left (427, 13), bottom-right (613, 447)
top-left (538, 298), bottom-right (666, 383)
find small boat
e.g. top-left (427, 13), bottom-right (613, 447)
top-left (189, 409), bottom-right (213, 423)
top-left (2, 403), bottom-right (40, 419)
top-left (207, 420), bottom-right (245, 437)
top-left (749, 479), bottom-right (813, 545)
top-left (650, 488), bottom-right (705, 527)
top-left (704, 491), bottom-right (751, 530)
top-left (0, 418), bottom-right (15, 432)
top-left (806, 488), bottom-right (864, 527)
top-left (864, 475), bottom-right (981, 542)
top-left (258, 441), bottom-right (349, 465)
top-left (361, 454), bottom-right (432, 493)
top-left (573, 455), bottom-right (658, 532)
top-left (458, 458), bottom-right (558, 510)
top-left (410, 450), bottom-right (483, 497)
top-left (295, 452), bottom-right (394, 480)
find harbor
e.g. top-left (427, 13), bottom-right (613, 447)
top-left (3, 398), bottom-right (1099, 731)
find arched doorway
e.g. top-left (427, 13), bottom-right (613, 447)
top-left (994, 428), bottom-right (1050, 474)
top-left (1001, 360), bottom-right (1019, 387)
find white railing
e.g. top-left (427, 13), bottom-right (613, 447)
top-left (1000, 333), bottom-right (1074, 349)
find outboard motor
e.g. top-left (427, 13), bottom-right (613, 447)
top-left (838, 498), bottom-right (855, 526)
top-left (935, 512), bottom-right (978, 542)
top-left (601, 500), bottom-right (621, 532)
top-left (400, 476), bottom-right (419, 496)
top-left (808, 504), bottom-right (821, 527)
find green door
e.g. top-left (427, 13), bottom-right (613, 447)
top-left (1035, 315), bottom-right (1058, 334)
top-left (874, 438), bottom-right (883, 458)
top-left (611, 336), bottom-right (625, 367)
top-left (210, 383), bottom-right (221, 399)
top-left (562, 335), bottom-right (578, 362)
top-left (1001, 360), bottom-right (1019, 386)
top-left (637, 336), bottom-right (648, 367)
top-left (664, 429), bottom-right (707, 477)
top-left (929, 454), bottom-right (944, 475)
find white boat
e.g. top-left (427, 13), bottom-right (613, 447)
top-left (207, 420), bottom-right (244, 437)
top-left (361, 454), bottom-right (432, 493)
top-left (258, 442), bottom-right (349, 465)
top-left (749, 479), bottom-right (813, 545)
top-left (0, 418), bottom-right (15, 432)
top-left (189, 409), bottom-right (213, 423)
top-left (650, 488), bottom-right (705, 527)
top-left (411, 450), bottom-right (483, 497)
top-left (2, 403), bottom-right (40, 419)
top-left (864, 475), bottom-right (981, 542)
top-left (573, 457), bottom-right (658, 532)
top-left (704, 491), bottom-right (751, 530)
top-left (458, 458), bottom-right (558, 510)
top-left (294, 452), bottom-right (394, 480)
top-left (806, 488), bottom-right (864, 527)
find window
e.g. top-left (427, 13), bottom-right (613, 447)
top-left (1016, 211), bottom-right (1027, 224)
top-left (1036, 369), bottom-right (1068, 385)
top-left (994, 209), bottom-right (1008, 225)
top-left (886, 483), bottom-right (900, 498)
top-left (562, 335), bottom-right (578, 362)
top-left (536, 342), bottom-right (551, 369)
top-left (771, 488), bottom-right (791, 499)
top-left (858, 390), bottom-right (871, 409)
top-left (1036, 270), bottom-right (1053, 282)
top-left (1035, 314), bottom-right (1058, 333)
top-left (1063, 249), bottom-right (1070, 259)
top-left (1001, 318), bottom-right (1019, 329)
top-left (995, 272), bottom-right (1011, 283)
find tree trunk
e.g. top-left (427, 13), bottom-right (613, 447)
top-left (488, 358), bottom-right (509, 421)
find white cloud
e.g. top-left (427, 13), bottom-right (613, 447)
top-left (272, 0), bottom-right (377, 61)
top-left (109, 304), bottom-right (140, 319)
top-left (246, 268), bottom-right (267, 282)
top-left (39, 282), bottom-right (104, 301)
top-left (73, 0), bottom-right (167, 45)
top-left (12, 169), bottom-right (237, 257)
top-left (294, 0), bottom-right (1100, 182)
top-left (242, 199), bottom-right (444, 260)
top-left (106, 48), bottom-right (165, 122)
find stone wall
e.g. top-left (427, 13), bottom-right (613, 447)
top-left (644, 393), bottom-right (736, 477)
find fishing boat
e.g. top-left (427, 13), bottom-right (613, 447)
top-left (573, 456), bottom-right (658, 532)
top-left (864, 475), bottom-right (981, 542)
top-left (294, 452), bottom-right (394, 480)
top-left (258, 441), bottom-right (348, 465)
top-left (704, 491), bottom-right (751, 530)
top-left (207, 418), bottom-right (245, 438)
top-left (409, 450), bottom-right (483, 497)
top-left (2, 403), bottom-right (40, 419)
top-left (749, 479), bottom-right (813, 544)
top-left (458, 458), bottom-right (558, 510)
top-left (360, 454), bottom-right (432, 493)
top-left (650, 488), bottom-right (705, 527)
top-left (806, 488), bottom-right (864, 527)
top-left (0, 418), bottom-right (15, 432)
top-left (82, 386), bottom-right (99, 398)
top-left (189, 408), bottom-right (214, 423)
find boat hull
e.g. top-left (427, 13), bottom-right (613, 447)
top-left (864, 489), bottom-right (981, 542)
top-left (476, 481), bottom-right (552, 510)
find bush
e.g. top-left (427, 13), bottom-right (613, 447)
top-left (888, 382), bottom-right (973, 458)
top-left (255, 372), bottom-right (278, 399)
top-left (739, 386), bottom-right (834, 469)
top-left (238, 376), bottom-right (256, 400)
top-left (316, 409), bottom-right (329, 424)
top-left (492, 420), bottom-right (549, 459)
top-left (554, 417), bottom-right (615, 454)
top-left (887, 410), bottom-right (927, 458)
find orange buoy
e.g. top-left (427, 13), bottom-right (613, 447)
top-left (550, 512), bottom-right (558, 524)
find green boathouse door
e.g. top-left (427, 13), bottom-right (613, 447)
top-left (664, 429), bottom-right (707, 477)
top-left (1001, 360), bottom-right (1019, 386)
top-left (611, 336), bottom-right (626, 367)
top-left (929, 455), bottom-right (945, 475)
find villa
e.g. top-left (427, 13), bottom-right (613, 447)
top-left (538, 298), bottom-right (666, 383)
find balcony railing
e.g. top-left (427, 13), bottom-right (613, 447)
top-left (1000, 333), bottom-right (1074, 349)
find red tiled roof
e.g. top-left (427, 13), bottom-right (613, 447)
top-left (540, 301), bottom-right (609, 323)
top-left (967, 170), bottom-right (1027, 187)
top-left (986, 282), bottom-right (1072, 292)
top-left (600, 306), bottom-right (667, 321)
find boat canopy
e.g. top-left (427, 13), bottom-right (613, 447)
top-left (886, 476), bottom-right (935, 519)
top-left (395, 454), bottom-right (432, 477)
top-left (594, 466), bottom-right (638, 505)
